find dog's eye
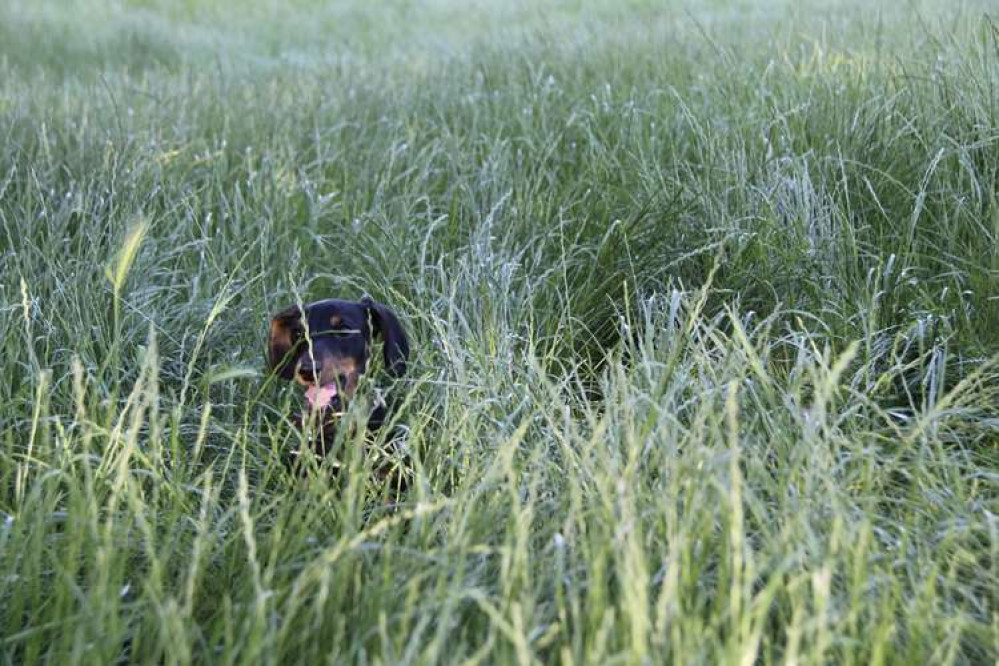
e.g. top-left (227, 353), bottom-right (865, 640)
top-left (290, 328), bottom-right (304, 344)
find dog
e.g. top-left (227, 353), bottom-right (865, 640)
top-left (267, 296), bottom-right (410, 467)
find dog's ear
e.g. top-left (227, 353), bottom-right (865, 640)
top-left (362, 297), bottom-right (409, 377)
top-left (268, 305), bottom-right (302, 380)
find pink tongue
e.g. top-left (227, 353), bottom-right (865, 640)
top-left (305, 383), bottom-right (338, 409)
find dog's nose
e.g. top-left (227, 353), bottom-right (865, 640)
top-left (298, 360), bottom-right (319, 382)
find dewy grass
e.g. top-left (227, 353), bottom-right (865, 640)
top-left (1, 0), bottom-right (998, 663)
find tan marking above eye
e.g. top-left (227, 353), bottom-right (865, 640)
top-left (330, 315), bottom-right (342, 327)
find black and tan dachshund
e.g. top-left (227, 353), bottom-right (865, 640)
top-left (267, 296), bottom-right (409, 463)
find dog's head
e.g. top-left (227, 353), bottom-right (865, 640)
top-left (267, 297), bottom-right (409, 413)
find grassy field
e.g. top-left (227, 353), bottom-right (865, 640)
top-left (2, 0), bottom-right (998, 663)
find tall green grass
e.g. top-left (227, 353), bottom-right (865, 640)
top-left (1, 0), bottom-right (997, 663)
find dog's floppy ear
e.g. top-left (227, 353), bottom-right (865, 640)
top-left (268, 305), bottom-right (302, 380)
top-left (362, 297), bottom-right (409, 377)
